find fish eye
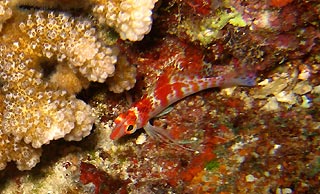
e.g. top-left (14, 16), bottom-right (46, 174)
top-left (127, 125), bottom-right (134, 132)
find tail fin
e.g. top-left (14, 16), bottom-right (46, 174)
top-left (232, 71), bottom-right (256, 86)
top-left (221, 70), bottom-right (256, 88)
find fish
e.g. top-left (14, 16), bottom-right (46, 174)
top-left (110, 69), bottom-right (256, 142)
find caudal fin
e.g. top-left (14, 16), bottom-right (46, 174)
top-left (233, 71), bottom-right (256, 86)
top-left (221, 70), bottom-right (256, 87)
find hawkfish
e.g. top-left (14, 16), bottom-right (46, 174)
top-left (110, 69), bottom-right (256, 143)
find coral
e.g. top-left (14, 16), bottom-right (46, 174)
top-left (18, 10), bottom-right (118, 83)
top-left (49, 64), bottom-right (90, 94)
top-left (92, 0), bottom-right (158, 41)
top-left (0, 134), bottom-right (42, 171)
top-left (0, 150), bottom-right (87, 193)
top-left (0, 0), bottom-right (12, 32)
top-left (106, 54), bottom-right (137, 93)
top-left (0, 0), bottom-right (142, 171)
top-left (0, 7), bottom-right (121, 169)
top-left (0, 43), bottom-right (94, 169)
top-left (9, 0), bottom-right (90, 10)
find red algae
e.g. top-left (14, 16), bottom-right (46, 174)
top-left (270, 0), bottom-right (294, 8)
top-left (1, 0), bottom-right (320, 193)
top-left (80, 162), bottom-right (128, 194)
top-left (181, 147), bottom-right (216, 182)
top-left (185, 0), bottom-right (212, 16)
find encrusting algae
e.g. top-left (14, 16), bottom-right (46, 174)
top-left (0, 0), bottom-right (319, 193)
top-left (0, 0), bottom-right (149, 170)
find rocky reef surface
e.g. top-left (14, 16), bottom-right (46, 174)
top-left (0, 0), bottom-right (319, 193)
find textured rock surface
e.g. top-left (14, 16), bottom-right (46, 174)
top-left (0, 0), bottom-right (319, 193)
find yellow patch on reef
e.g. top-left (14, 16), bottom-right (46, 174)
top-left (180, 5), bottom-right (247, 46)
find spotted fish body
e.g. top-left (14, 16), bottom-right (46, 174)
top-left (110, 70), bottom-right (255, 140)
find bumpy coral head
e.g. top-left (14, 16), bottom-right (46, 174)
top-left (110, 109), bottom-right (138, 140)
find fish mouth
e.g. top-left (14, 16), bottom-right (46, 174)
top-left (110, 126), bottom-right (126, 140)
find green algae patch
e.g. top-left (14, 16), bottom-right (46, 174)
top-left (205, 159), bottom-right (220, 171)
top-left (183, 7), bottom-right (247, 46)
